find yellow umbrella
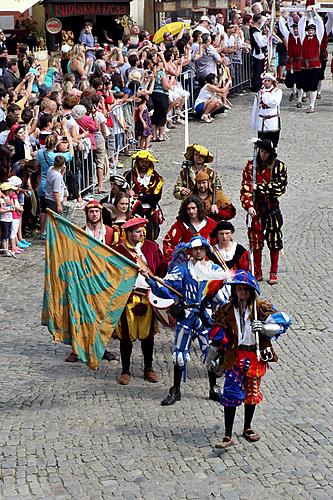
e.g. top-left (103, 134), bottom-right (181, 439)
top-left (153, 22), bottom-right (184, 45)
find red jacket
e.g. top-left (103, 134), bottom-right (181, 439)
top-left (113, 239), bottom-right (167, 277)
top-left (301, 36), bottom-right (321, 69)
top-left (287, 35), bottom-right (302, 72)
top-left (163, 217), bottom-right (217, 262)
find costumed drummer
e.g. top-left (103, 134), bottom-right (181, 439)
top-left (124, 150), bottom-right (164, 241)
top-left (112, 217), bottom-right (167, 385)
top-left (173, 144), bottom-right (223, 200)
top-left (213, 270), bottom-right (291, 449)
top-left (65, 200), bottom-right (116, 363)
top-left (140, 235), bottom-right (232, 406)
top-left (240, 139), bottom-right (287, 285)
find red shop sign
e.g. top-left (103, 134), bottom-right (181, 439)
top-left (52, 3), bottom-right (129, 17)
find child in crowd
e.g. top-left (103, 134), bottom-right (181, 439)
top-left (8, 176), bottom-right (24, 254)
top-left (135, 95), bottom-right (153, 150)
top-left (0, 182), bottom-right (15, 256)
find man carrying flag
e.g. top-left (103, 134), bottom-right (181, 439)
top-left (42, 210), bottom-right (138, 371)
top-left (112, 217), bottom-right (167, 386)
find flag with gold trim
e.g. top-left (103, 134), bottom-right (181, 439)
top-left (42, 210), bottom-right (138, 370)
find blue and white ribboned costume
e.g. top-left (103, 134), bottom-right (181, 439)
top-left (147, 240), bottom-right (229, 379)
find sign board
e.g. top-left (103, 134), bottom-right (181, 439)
top-left (46, 17), bottom-right (62, 34)
top-left (52, 2), bottom-right (129, 17)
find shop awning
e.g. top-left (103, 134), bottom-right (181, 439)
top-left (1, 0), bottom-right (41, 13)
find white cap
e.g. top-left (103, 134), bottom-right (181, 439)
top-left (61, 44), bottom-right (71, 53)
top-left (7, 176), bottom-right (22, 187)
top-left (200, 16), bottom-right (211, 23)
top-left (261, 72), bottom-right (277, 83)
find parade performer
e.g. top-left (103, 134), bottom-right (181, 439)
top-left (278, 16), bottom-right (303, 105)
top-left (251, 73), bottom-right (282, 148)
top-left (100, 173), bottom-right (144, 228)
top-left (65, 199), bottom-right (116, 363)
top-left (163, 195), bottom-right (216, 262)
top-left (317, 13), bottom-right (333, 100)
top-left (124, 150), bottom-right (164, 241)
top-left (140, 236), bottom-right (232, 406)
top-left (298, 9), bottom-right (324, 113)
top-left (206, 221), bottom-right (250, 401)
top-left (213, 270), bottom-right (291, 449)
top-left (240, 139), bottom-right (287, 284)
top-left (249, 14), bottom-right (269, 92)
top-left (192, 171), bottom-right (236, 223)
top-left (173, 144), bottom-right (222, 200)
top-left (112, 217), bottom-right (167, 385)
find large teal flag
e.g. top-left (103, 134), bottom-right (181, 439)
top-left (42, 211), bottom-right (138, 369)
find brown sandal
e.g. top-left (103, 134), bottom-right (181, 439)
top-left (214, 436), bottom-right (235, 449)
top-left (243, 429), bottom-right (260, 442)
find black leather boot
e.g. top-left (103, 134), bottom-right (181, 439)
top-left (209, 384), bottom-right (221, 402)
top-left (161, 366), bottom-right (183, 406)
top-left (161, 386), bottom-right (181, 406)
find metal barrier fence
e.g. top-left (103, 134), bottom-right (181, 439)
top-left (230, 50), bottom-right (252, 92)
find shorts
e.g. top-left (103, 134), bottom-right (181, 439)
top-left (39, 195), bottom-right (47, 213)
top-left (300, 68), bottom-right (321, 92)
top-left (10, 219), bottom-right (20, 239)
top-left (194, 102), bottom-right (205, 116)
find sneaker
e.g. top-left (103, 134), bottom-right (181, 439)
top-left (201, 114), bottom-right (212, 123)
top-left (17, 241), bottom-right (29, 249)
top-left (118, 373), bottom-right (130, 385)
top-left (296, 102), bottom-right (302, 109)
top-left (306, 106), bottom-right (314, 114)
top-left (268, 273), bottom-right (278, 285)
top-left (144, 369), bottom-right (159, 383)
top-left (20, 239), bottom-right (31, 246)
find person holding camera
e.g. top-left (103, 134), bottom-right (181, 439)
top-left (195, 33), bottom-right (222, 87)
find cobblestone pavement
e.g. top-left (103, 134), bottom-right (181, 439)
top-left (0, 68), bottom-right (332, 499)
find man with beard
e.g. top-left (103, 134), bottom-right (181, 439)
top-left (140, 236), bottom-right (231, 406)
top-left (124, 150), bottom-right (164, 241)
top-left (192, 171), bottom-right (236, 223)
top-left (65, 200), bottom-right (116, 363)
top-left (163, 195), bottom-right (216, 262)
top-left (173, 144), bottom-right (222, 200)
top-left (112, 217), bottom-right (167, 385)
top-left (251, 73), bottom-right (283, 148)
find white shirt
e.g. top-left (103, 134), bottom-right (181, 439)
top-left (195, 25), bottom-right (211, 35)
top-left (234, 306), bottom-right (255, 346)
top-left (133, 243), bottom-right (150, 289)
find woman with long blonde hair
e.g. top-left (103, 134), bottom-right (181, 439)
top-left (67, 44), bottom-right (91, 84)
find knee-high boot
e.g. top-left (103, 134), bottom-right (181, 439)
top-left (161, 365), bottom-right (183, 406)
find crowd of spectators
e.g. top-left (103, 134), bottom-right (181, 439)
top-left (0, 2), bottom-right (282, 256)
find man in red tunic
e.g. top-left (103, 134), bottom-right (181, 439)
top-left (278, 15), bottom-right (303, 105)
top-left (112, 217), bottom-right (167, 385)
top-left (298, 9), bottom-right (324, 113)
top-left (163, 195), bottom-right (216, 262)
